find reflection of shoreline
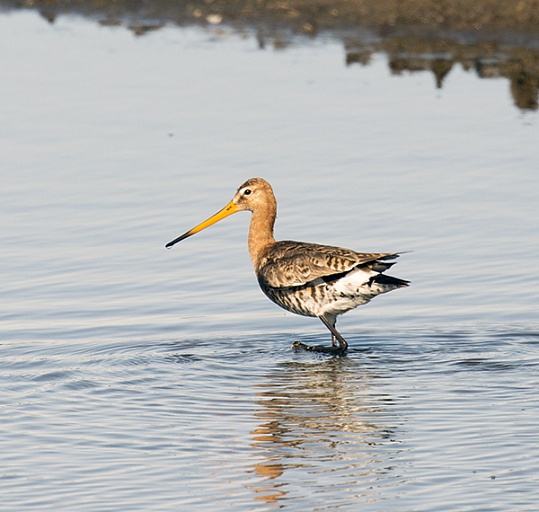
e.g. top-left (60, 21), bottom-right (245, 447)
top-left (346, 38), bottom-right (539, 110)
top-left (4, 1), bottom-right (539, 110)
top-left (249, 358), bottom-right (400, 506)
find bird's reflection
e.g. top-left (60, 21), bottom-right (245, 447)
top-left (249, 355), bottom-right (400, 505)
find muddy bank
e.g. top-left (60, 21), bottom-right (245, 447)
top-left (3, 0), bottom-right (539, 110)
top-left (4, 0), bottom-right (539, 34)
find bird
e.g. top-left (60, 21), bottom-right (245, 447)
top-left (166, 178), bottom-right (409, 354)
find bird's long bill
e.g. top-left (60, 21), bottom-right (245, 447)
top-left (165, 200), bottom-right (239, 249)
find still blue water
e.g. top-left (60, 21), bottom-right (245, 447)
top-left (1, 11), bottom-right (539, 511)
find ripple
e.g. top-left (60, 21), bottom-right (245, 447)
top-left (31, 370), bottom-right (73, 382)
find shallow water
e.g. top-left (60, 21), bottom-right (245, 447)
top-left (2, 11), bottom-right (539, 511)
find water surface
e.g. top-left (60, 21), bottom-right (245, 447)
top-left (1, 11), bottom-right (539, 511)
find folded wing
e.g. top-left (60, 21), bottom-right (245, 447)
top-left (257, 240), bottom-right (400, 288)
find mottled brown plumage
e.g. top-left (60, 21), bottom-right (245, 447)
top-left (166, 178), bottom-right (408, 354)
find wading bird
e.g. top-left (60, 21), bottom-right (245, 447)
top-left (166, 178), bottom-right (408, 354)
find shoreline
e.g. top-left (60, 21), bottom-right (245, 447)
top-left (3, 0), bottom-right (539, 110)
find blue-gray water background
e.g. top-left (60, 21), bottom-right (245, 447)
top-left (2, 8), bottom-right (539, 511)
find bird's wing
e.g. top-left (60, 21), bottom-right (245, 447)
top-left (258, 240), bottom-right (399, 288)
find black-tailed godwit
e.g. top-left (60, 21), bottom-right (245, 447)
top-left (166, 178), bottom-right (408, 354)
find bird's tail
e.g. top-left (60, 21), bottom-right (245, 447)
top-left (368, 273), bottom-right (410, 293)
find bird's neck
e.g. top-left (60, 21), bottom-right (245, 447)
top-left (248, 202), bottom-right (276, 269)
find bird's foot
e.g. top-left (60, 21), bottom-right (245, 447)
top-left (292, 341), bottom-right (347, 355)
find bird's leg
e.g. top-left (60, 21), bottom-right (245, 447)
top-left (320, 316), bottom-right (348, 353)
top-left (292, 316), bottom-right (348, 354)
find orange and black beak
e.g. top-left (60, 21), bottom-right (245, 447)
top-left (165, 200), bottom-right (239, 249)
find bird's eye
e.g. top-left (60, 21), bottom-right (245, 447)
top-left (244, 189), bottom-right (252, 196)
